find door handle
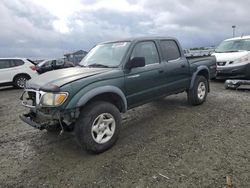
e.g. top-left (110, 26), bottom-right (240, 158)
top-left (127, 74), bottom-right (140, 79)
top-left (158, 70), bottom-right (164, 74)
top-left (181, 64), bottom-right (186, 68)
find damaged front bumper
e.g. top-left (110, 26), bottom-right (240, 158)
top-left (19, 113), bottom-right (47, 130)
top-left (20, 89), bottom-right (78, 130)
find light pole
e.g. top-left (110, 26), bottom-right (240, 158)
top-left (232, 25), bottom-right (236, 37)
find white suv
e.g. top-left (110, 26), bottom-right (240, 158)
top-left (213, 36), bottom-right (250, 79)
top-left (0, 58), bottom-right (38, 88)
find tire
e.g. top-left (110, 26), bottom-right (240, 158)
top-left (74, 101), bottom-right (121, 154)
top-left (14, 75), bottom-right (29, 89)
top-left (187, 75), bottom-right (208, 105)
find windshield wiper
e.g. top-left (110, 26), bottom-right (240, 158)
top-left (225, 50), bottom-right (240, 52)
top-left (87, 63), bottom-right (111, 68)
top-left (215, 50), bottom-right (241, 53)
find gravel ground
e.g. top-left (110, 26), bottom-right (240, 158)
top-left (0, 81), bottom-right (250, 188)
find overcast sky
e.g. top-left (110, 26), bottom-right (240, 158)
top-left (0, 0), bottom-right (249, 58)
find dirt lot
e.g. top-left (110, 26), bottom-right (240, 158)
top-left (0, 81), bottom-right (250, 188)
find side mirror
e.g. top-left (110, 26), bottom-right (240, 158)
top-left (127, 57), bottom-right (145, 69)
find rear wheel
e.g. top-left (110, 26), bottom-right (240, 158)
top-left (187, 76), bottom-right (208, 105)
top-left (14, 75), bottom-right (29, 88)
top-left (75, 101), bottom-right (121, 154)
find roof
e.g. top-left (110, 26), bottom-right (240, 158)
top-left (101, 36), bottom-right (178, 44)
top-left (225, 35), bottom-right (250, 41)
top-left (0, 57), bottom-right (31, 60)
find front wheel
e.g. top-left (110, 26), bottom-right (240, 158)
top-left (187, 76), bottom-right (208, 105)
top-left (75, 101), bottom-right (121, 154)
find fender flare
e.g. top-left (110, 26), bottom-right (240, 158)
top-left (76, 86), bottom-right (127, 112)
top-left (190, 66), bottom-right (210, 91)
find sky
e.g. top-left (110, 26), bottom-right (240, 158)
top-left (0, 0), bottom-right (249, 58)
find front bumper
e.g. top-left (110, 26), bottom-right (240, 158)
top-left (216, 63), bottom-right (250, 79)
top-left (19, 113), bottom-right (47, 130)
top-left (225, 79), bottom-right (250, 89)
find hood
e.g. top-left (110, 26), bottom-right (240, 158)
top-left (212, 51), bottom-right (250, 62)
top-left (26, 67), bottom-right (110, 90)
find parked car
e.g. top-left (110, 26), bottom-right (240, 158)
top-left (213, 35), bottom-right (250, 79)
top-left (0, 58), bottom-right (37, 88)
top-left (20, 37), bottom-right (216, 153)
top-left (36, 58), bottom-right (75, 74)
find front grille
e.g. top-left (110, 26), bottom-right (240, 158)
top-left (21, 89), bottom-right (41, 108)
top-left (28, 91), bottom-right (36, 106)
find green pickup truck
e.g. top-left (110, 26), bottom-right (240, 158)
top-left (20, 37), bottom-right (216, 153)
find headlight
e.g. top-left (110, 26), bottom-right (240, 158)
top-left (233, 54), bottom-right (250, 64)
top-left (40, 92), bottom-right (68, 106)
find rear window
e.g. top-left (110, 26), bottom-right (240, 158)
top-left (160, 40), bottom-right (181, 61)
top-left (13, 59), bottom-right (25, 66)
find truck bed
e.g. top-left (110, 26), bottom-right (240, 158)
top-left (187, 55), bottom-right (217, 79)
top-left (187, 55), bottom-right (215, 64)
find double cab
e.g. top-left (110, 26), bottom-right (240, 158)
top-left (20, 37), bottom-right (216, 153)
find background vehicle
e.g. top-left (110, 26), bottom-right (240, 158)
top-left (20, 37), bottom-right (216, 154)
top-left (0, 58), bottom-right (37, 88)
top-left (36, 58), bottom-right (75, 74)
top-left (213, 35), bottom-right (250, 79)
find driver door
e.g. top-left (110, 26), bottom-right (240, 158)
top-left (124, 41), bottom-right (165, 108)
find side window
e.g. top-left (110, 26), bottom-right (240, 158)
top-left (131, 41), bottom-right (159, 65)
top-left (0, 60), bottom-right (10, 69)
top-left (44, 60), bottom-right (53, 67)
top-left (13, 59), bottom-right (24, 67)
top-left (8, 60), bottom-right (16, 68)
top-left (56, 59), bottom-right (64, 66)
top-left (160, 40), bottom-right (181, 61)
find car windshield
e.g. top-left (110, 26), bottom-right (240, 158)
top-left (79, 42), bottom-right (131, 67)
top-left (37, 60), bottom-right (52, 67)
top-left (215, 39), bottom-right (250, 53)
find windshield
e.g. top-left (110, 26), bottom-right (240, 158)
top-left (79, 42), bottom-right (131, 67)
top-left (215, 39), bottom-right (250, 53)
top-left (37, 59), bottom-right (53, 67)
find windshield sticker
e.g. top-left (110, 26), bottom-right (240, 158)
top-left (112, 42), bottom-right (127, 48)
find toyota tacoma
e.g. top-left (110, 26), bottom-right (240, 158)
top-left (20, 37), bottom-right (216, 153)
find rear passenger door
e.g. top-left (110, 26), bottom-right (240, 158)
top-left (160, 40), bottom-right (190, 93)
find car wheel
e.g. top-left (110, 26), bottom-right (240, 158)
top-left (187, 75), bottom-right (208, 105)
top-left (75, 101), bottom-right (121, 154)
top-left (14, 75), bottom-right (29, 89)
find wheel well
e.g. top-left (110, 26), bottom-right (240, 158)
top-left (13, 73), bottom-right (31, 82)
top-left (85, 92), bottom-right (125, 113)
top-left (197, 69), bottom-right (209, 80)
